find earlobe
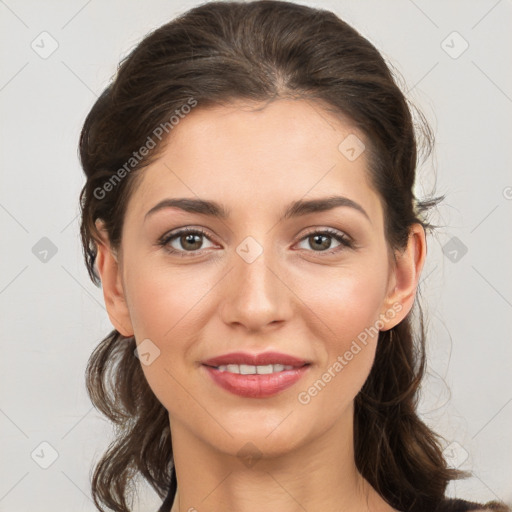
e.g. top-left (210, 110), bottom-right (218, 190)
top-left (94, 219), bottom-right (134, 337)
top-left (379, 223), bottom-right (427, 331)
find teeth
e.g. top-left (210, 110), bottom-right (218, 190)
top-left (215, 364), bottom-right (295, 374)
top-left (240, 364), bottom-right (256, 375)
top-left (256, 364), bottom-right (274, 374)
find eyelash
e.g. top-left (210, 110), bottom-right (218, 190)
top-left (157, 227), bottom-right (354, 258)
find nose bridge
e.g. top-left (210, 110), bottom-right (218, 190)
top-left (221, 233), bottom-right (290, 329)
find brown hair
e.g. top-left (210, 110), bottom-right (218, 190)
top-left (78, 1), bottom-right (508, 511)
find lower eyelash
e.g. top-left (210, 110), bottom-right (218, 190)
top-left (158, 228), bottom-right (353, 256)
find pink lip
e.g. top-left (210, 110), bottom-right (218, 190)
top-left (203, 365), bottom-right (310, 398)
top-left (202, 352), bottom-right (310, 398)
top-left (202, 351), bottom-right (309, 367)
top-left (201, 351), bottom-right (311, 398)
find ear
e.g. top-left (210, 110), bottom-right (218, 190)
top-left (379, 223), bottom-right (427, 330)
top-left (94, 219), bottom-right (134, 337)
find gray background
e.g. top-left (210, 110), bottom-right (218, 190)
top-left (1, 0), bottom-right (511, 510)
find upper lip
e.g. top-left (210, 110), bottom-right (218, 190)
top-left (202, 351), bottom-right (310, 367)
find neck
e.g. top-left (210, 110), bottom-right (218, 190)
top-left (167, 405), bottom-right (394, 512)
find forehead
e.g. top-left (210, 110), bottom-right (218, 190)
top-left (128, 98), bottom-right (383, 224)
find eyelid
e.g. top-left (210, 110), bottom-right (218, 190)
top-left (298, 226), bottom-right (352, 242)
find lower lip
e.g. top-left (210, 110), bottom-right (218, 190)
top-left (202, 364), bottom-right (310, 398)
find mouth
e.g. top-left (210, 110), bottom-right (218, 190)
top-left (201, 351), bottom-right (311, 398)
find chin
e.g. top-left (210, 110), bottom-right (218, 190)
top-left (209, 413), bottom-right (317, 458)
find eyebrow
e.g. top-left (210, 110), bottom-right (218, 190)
top-left (144, 195), bottom-right (371, 223)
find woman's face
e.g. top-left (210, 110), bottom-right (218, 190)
top-left (98, 98), bottom-right (422, 459)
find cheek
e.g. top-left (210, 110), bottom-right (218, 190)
top-left (293, 264), bottom-right (388, 409)
top-left (124, 263), bottom-right (218, 408)
top-left (299, 260), bottom-right (388, 345)
top-left (124, 259), bottom-right (216, 341)
top-left (322, 275), bottom-right (384, 330)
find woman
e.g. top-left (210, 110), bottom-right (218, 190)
top-left (78, 1), bottom-right (510, 511)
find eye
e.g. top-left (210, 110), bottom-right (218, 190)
top-left (295, 228), bottom-right (353, 254)
top-left (158, 227), bottom-right (217, 256)
top-left (157, 226), bottom-right (353, 258)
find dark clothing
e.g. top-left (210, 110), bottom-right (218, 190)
top-left (432, 498), bottom-right (509, 511)
top-left (157, 472), bottom-right (508, 512)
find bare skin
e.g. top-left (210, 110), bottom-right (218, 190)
top-left (95, 98), bottom-right (426, 512)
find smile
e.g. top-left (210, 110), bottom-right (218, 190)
top-left (213, 363), bottom-right (296, 374)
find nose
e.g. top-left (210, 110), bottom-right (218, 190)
top-left (218, 236), bottom-right (292, 332)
